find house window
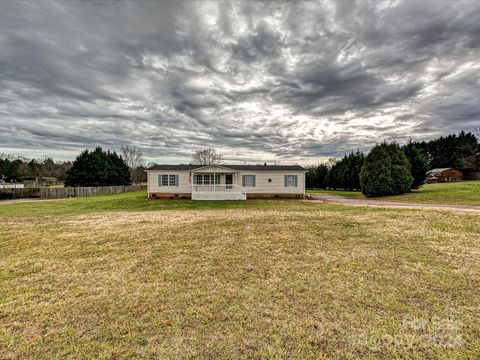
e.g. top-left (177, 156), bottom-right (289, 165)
top-left (285, 175), bottom-right (298, 187)
top-left (194, 174), bottom-right (220, 185)
top-left (243, 175), bottom-right (256, 187)
top-left (161, 175), bottom-right (169, 186)
top-left (159, 174), bottom-right (178, 186)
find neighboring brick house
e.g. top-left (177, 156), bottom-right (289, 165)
top-left (426, 168), bottom-right (463, 183)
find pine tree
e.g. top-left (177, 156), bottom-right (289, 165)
top-left (360, 142), bottom-right (413, 197)
top-left (325, 151), bottom-right (364, 190)
top-left (65, 147), bottom-right (131, 187)
top-left (402, 141), bottom-right (428, 189)
top-left (306, 163), bottom-right (330, 189)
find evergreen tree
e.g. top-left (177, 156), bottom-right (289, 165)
top-left (360, 142), bottom-right (413, 197)
top-left (409, 131), bottom-right (479, 170)
top-left (65, 147), bottom-right (131, 187)
top-left (0, 158), bottom-right (22, 181)
top-left (306, 167), bottom-right (317, 189)
top-left (315, 163), bottom-right (329, 189)
top-left (343, 150), bottom-right (364, 190)
top-left (326, 161), bottom-right (341, 190)
top-left (402, 141), bottom-right (428, 189)
top-left (324, 151), bottom-right (364, 190)
top-left (306, 163), bottom-right (329, 189)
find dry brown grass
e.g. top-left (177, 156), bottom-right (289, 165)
top-left (1, 203), bottom-right (480, 359)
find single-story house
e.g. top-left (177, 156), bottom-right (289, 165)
top-left (146, 164), bottom-right (306, 200)
top-left (0, 183), bottom-right (24, 189)
top-left (426, 168), bottom-right (463, 183)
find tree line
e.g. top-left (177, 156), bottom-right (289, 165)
top-left (2, 130), bottom-right (479, 194)
top-left (0, 145), bottom-right (148, 185)
top-left (1, 146), bottom-right (221, 187)
top-left (0, 155), bottom-right (73, 182)
top-left (410, 130), bottom-right (480, 170)
top-left (307, 130), bottom-right (480, 196)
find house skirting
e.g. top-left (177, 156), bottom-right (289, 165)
top-left (148, 192), bottom-right (303, 199)
top-left (148, 193), bottom-right (192, 199)
top-left (246, 193), bottom-right (304, 199)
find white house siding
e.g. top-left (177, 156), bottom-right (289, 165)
top-left (147, 171), bottom-right (236, 193)
top-left (236, 171), bottom-right (305, 195)
top-left (147, 169), bottom-right (305, 197)
top-left (147, 170), bottom-right (191, 195)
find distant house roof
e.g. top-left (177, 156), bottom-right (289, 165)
top-left (427, 168), bottom-right (453, 175)
top-left (146, 164), bottom-right (306, 171)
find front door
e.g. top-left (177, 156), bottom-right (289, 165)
top-left (225, 174), bottom-right (233, 190)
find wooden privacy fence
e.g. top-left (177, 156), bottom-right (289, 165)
top-left (0, 185), bottom-right (146, 200)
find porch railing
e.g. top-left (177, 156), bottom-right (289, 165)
top-left (192, 184), bottom-right (246, 196)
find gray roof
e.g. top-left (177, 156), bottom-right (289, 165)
top-left (427, 168), bottom-right (453, 175)
top-left (146, 164), bottom-right (306, 171)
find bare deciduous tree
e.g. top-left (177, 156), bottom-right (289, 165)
top-left (120, 145), bottom-right (144, 170)
top-left (120, 145), bottom-right (145, 183)
top-left (326, 157), bottom-right (338, 169)
top-left (0, 153), bottom-right (19, 161)
top-left (458, 136), bottom-right (480, 168)
top-left (190, 148), bottom-right (223, 165)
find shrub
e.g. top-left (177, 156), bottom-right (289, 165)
top-left (402, 141), bottom-right (428, 189)
top-left (65, 147), bottom-right (131, 187)
top-left (360, 142), bottom-right (413, 197)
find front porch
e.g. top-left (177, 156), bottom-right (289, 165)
top-left (191, 166), bottom-right (246, 200)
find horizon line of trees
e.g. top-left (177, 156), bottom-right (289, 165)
top-left (2, 129), bottom-right (479, 191)
top-left (1, 146), bottom-right (223, 186)
top-left (0, 145), bottom-right (148, 185)
top-left (307, 130), bottom-right (480, 193)
top-left (0, 155), bottom-right (73, 182)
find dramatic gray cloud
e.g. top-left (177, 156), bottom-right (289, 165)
top-left (1, 0), bottom-right (479, 164)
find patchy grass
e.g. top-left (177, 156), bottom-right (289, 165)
top-left (0, 191), bottom-right (306, 217)
top-left (307, 181), bottom-right (480, 206)
top-left (1, 195), bottom-right (480, 358)
top-left (307, 189), bottom-right (364, 198)
top-left (380, 181), bottom-right (480, 206)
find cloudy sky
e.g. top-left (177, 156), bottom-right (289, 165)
top-left (1, 0), bottom-right (480, 164)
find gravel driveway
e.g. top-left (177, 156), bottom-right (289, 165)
top-left (308, 194), bottom-right (480, 212)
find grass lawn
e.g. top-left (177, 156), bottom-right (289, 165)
top-left (307, 189), bottom-right (364, 198)
top-left (1, 192), bottom-right (480, 358)
top-left (307, 180), bottom-right (480, 206)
